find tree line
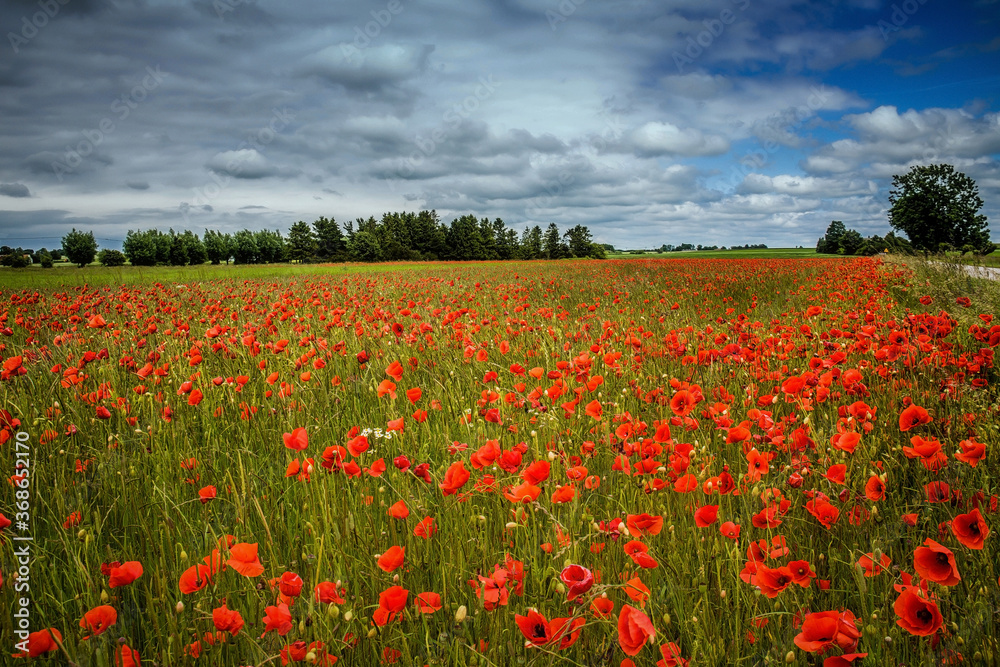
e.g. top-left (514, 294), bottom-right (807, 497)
top-left (50, 212), bottom-right (607, 267)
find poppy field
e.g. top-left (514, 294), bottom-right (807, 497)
top-left (1, 256), bottom-right (998, 666)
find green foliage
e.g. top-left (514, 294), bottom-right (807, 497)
top-left (123, 230), bottom-right (160, 266)
top-left (253, 230), bottom-right (285, 263)
top-left (231, 229), bottom-right (258, 264)
top-left (312, 216), bottom-right (344, 260)
top-left (889, 164), bottom-right (990, 253)
top-left (520, 225), bottom-right (543, 259)
top-left (287, 220), bottom-right (317, 263)
top-left (98, 249), bottom-right (127, 267)
top-left (349, 229), bottom-right (382, 262)
top-left (61, 228), bottom-right (98, 267)
top-left (543, 223), bottom-right (569, 259)
top-left (5, 252), bottom-right (30, 268)
top-left (204, 230), bottom-right (232, 265)
top-left (840, 229), bottom-right (864, 256)
top-left (39, 251), bottom-right (53, 268)
top-left (184, 231), bottom-right (208, 265)
top-left (168, 229), bottom-right (189, 266)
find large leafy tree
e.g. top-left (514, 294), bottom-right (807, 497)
top-left (123, 229), bottom-right (158, 266)
top-left (62, 228), bottom-right (98, 268)
top-left (889, 164), bottom-right (991, 253)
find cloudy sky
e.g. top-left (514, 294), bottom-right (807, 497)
top-left (1, 0), bottom-right (999, 250)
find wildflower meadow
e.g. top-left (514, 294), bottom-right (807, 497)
top-left (0, 256), bottom-right (997, 666)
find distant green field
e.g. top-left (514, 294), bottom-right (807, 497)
top-left (606, 247), bottom-right (835, 259)
top-left (0, 249), bottom-right (847, 290)
top-left (0, 261), bottom-right (434, 290)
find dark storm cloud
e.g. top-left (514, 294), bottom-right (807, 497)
top-left (0, 183), bottom-right (31, 197)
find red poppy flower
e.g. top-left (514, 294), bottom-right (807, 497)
top-left (559, 564), bottom-right (594, 601)
top-left (413, 516), bottom-right (437, 539)
top-left (618, 604), bottom-right (656, 656)
top-left (213, 604), bottom-right (245, 636)
top-left (626, 513), bottom-right (664, 538)
top-left (952, 508), bottom-right (989, 550)
top-left (261, 603), bottom-right (293, 637)
top-left (521, 460), bottom-right (551, 484)
top-left (439, 461), bottom-right (470, 496)
top-left (913, 538), bottom-right (960, 586)
top-left (894, 587), bottom-right (943, 636)
top-left (694, 505), bottom-right (719, 528)
top-left (388, 500), bottom-right (409, 519)
top-left (414, 592), bottom-right (442, 614)
top-left (515, 608), bottom-right (552, 646)
top-left (955, 438), bottom-right (985, 467)
top-left (858, 552), bottom-right (891, 576)
top-left (898, 404), bottom-right (931, 432)
top-left (793, 609), bottom-right (860, 654)
top-left (805, 497), bottom-right (840, 529)
top-left (551, 484), bottom-right (576, 504)
top-left (107, 561), bottom-right (143, 588)
top-left (276, 571), bottom-right (304, 597)
top-left (377, 546), bottom-right (405, 573)
top-left (12, 628), bottom-right (62, 658)
top-left (591, 597), bottom-right (614, 618)
top-left (865, 475), bottom-right (885, 501)
top-left (227, 542), bottom-right (264, 577)
top-left (198, 485), bottom-right (217, 503)
top-left (624, 576), bottom-right (651, 607)
top-left (719, 521), bottom-right (740, 539)
top-left (282, 427), bottom-right (309, 451)
top-left (373, 586), bottom-right (408, 626)
top-left (657, 641), bottom-right (689, 667)
top-left (314, 581), bottom-right (346, 605)
top-left (504, 481), bottom-right (541, 503)
top-left (116, 644), bottom-right (140, 667)
top-left (79, 605), bottom-right (117, 640)
top-left (179, 563), bottom-right (213, 594)
top-left (756, 565), bottom-right (794, 598)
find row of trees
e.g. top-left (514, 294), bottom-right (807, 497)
top-left (0, 245), bottom-right (62, 268)
top-left (815, 220), bottom-right (913, 256)
top-left (108, 213), bottom-right (606, 267)
top-left (653, 243), bottom-right (769, 253)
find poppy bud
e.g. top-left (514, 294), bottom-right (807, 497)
top-left (327, 605), bottom-right (339, 619)
top-left (175, 601), bottom-right (184, 613)
top-left (455, 605), bottom-right (467, 623)
top-left (305, 652), bottom-right (317, 663)
top-left (785, 651), bottom-right (796, 663)
top-left (343, 610), bottom-right (353, 622)
top-left (101, 590), bottom-right (109, 603)
top-left (367, 627), bottom-right (377, 638)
